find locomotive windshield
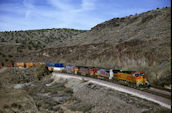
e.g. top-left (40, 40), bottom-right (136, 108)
top-left (135, 74), bottom-right (139, 77)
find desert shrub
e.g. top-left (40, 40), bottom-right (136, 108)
top-left (20, 44), bottom-right (24, 48)
top-left (69, 104), bottom-right (93, 112)
top-left (8, 55), bottom-right (13, 58)
top-left (11, 103), bottom-right (22, 109)
top-left (0, 52), bottom-right (5, 57)
top-left (52, 106), bottom-right (63, 112)
top-left (3, 104), bottom-right (9, 109)
top-left (15, 39), bottom-right (19, 43)
top-left (18, 50), bottom-right (22, 52)
top-left (0, 109), bottom-right (3, 113)
top-left (1, 38), bottom-right (5, 42)
top-left (67, 96), bottom-right (79, 102)
top-left (28, 45), bottom-right (32, 50)
top-left (64, 87), bottom-right (73, 94)
top-left (2, 54), bottom-right (6, 57)
top-left (35, 65), bottom-right (49, 80)
top-left (11, 103), bottom-right (18, 108)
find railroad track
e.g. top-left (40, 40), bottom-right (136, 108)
top-left (52, 72), bottom-right (171, 109)
top-left (58, 71), bottom-right (171, 99)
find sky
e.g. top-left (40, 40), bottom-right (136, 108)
top-left (0, 0), bottom-right (171, 31)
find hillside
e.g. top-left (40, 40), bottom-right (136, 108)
top-left (0, 7), bottom-right (171, 86)
top-left (0, 28), bottom-right (86, 62)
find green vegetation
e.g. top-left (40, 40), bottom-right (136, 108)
top-left (8, 55), bottom-right (13, 58)
top-left (35, 65), bottom-right (49, 80)
top-left (5, 59), bottom-right (8, 62)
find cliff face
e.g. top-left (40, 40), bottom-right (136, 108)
top-left (0, 7), bottom-right (171, 86)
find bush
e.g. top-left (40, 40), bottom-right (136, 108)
top-left (28, 45), bottom-right (32, 50)
top-left (64, 87), bottom-right (73, 94)
top-left (15, 39), bottom-right (19, 43)
top-left (69, 104), bottom-right (93, 112)
top-left (1, 38), bottom-right (5, 42)
top-left (35, 65), bottom-right (49, 80)
top-left (8, 55), bottom-right (13, 58)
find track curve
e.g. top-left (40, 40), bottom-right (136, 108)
top-left (52, 72), bottom-right (171, 109)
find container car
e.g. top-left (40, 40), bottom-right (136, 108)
top-left (53, 63), bottom-right (64, 72)
top-left (4, 62), bottom-right (13, 67)
top-left (26, 62), bottom-right (34, 68)
top-left (34, 62), bottom-right (44, 66)
top-left (45, 62), bottom-right (54, 71)
top-left (16, 62), bottom-right (25, 68)
top-left (65, 65), bottom-right (75, 73)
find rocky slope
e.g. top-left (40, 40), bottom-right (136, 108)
top-left (0, 7), bottom-right (171, 86)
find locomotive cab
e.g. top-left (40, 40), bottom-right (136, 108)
top-left (134, 72), bottom-right (150, 87)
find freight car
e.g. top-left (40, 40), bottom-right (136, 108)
top-left (65, 65), bottom-right (78, 74)
top-left (34, 62), bottom-right (44, 66)
top-left (26, 62), bottom-right (34, 68)
top-left (16, 62), bottom-right (25, 68)
top-left (53, 63), bottom-right (65, 72)
top-left (4, 62), bottom-right (13, 67)
top-left (45, 62), bottom-right (54, 71)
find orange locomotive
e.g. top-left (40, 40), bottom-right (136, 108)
top-left (113, 70), bottom-right (149, 87)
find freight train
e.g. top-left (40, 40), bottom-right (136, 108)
top-left (0, 62), bottom-right (150, 88)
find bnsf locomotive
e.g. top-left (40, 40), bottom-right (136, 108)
top-left (0, 62), bottom-right (150, 88)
